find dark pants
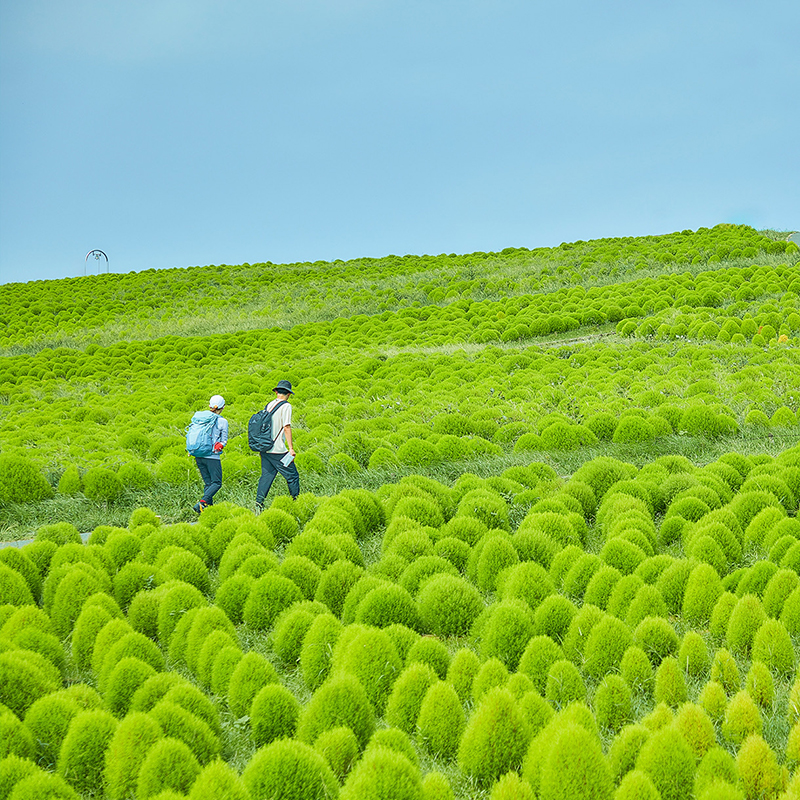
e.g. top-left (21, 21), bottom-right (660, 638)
top-left (257, 452), bottom-right (300, 503)
top-left (195, 457), bottom-right (222, 504)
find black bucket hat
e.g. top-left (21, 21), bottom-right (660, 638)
top-left (274, 379), bottom-right (294, 395)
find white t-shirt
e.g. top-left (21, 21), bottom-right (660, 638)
top-left (266, 398), bottom-right (292, 453)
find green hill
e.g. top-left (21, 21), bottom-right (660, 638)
top-left (3, 223), bottom-right (800, 800)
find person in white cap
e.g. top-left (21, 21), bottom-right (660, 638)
top-left (192, 394), bottom-right (228, 513)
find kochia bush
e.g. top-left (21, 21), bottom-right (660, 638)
top-left (416, 680), bottom-right (465, 761)
top-left (417, 574), bottom-right (484, 637)
top-left (458, 687), bottom-right (531, 787)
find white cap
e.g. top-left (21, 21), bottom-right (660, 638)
top-left (209, 395), bottom-right (225, 409)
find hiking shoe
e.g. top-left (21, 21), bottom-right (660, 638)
top-left (255, 502), bottom-right (264, 515)
top-left (193, 500), bottom-right (209, 514)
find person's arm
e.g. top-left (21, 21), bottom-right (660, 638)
top-left (283, 424), bottom-right (295, 456)
top-left (213, 417), bottom-right (229, 453)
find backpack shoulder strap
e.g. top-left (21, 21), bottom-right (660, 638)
top-left (265, 400), bottom-right (288, 416)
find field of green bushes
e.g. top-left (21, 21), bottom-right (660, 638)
top-left (1, 223), bottom-right (800, 799)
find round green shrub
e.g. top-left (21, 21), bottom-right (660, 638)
top-left (0, 649), bottom-right (60, 718)
top-left (250, 683), bottom-right (301, 747)
top-left (751, 617), bottom-right (795, 677)
top-left (149, 699), bottom-right (221, 765)
top-left (654, 657), bottom-right (688, 707)
top-left (227, 651), bottom-right (279, 719)
top-left (5, 771), bottom-right (79, 800)
top-left (633, 616), bottom-right (678, 665)
top-left (675, 703), bottom-right (717, 762)
top-left (606, 574), bottom-right (645, 619)
top-left (458, 687), bottom-right (531, 787)
top-left (446, 647), bottom-right (481, 704)
top-left (625, 584), bottom-right (668, 628)
top-left (635, 725), bottom-right (695, 800)
top-left (726, 594), bottom-right (766, 657)
top-left (620, 645), bottom-right (654, 694)
top-left (737, 734), bottom-right (781, 800)
top-left (710, 648), bottom-right (740, 695)
top-left (545, 659), bottom-right (585, 708)
top-left (161, 683), bottom-right (220, 737)
top-left (533, 594), bottom-right (576, 643)
top-left (134, 736), bottom-right (201, 798)
top-left (385, 661), bottom-right (439, 735)
top-left (187, 760), bottom-right (249, 800)
top-left (607, 723), bottom-right (650, 784)
top-left (677, 631), bottom-right (710, 679)
top-left (472, 658), bottom-right (509, 704)
top-left (155, 581), bottom-right (206, 647)
top-left (70, 596), bottom-right (122, 673)
top-left (479, 599), bottom-right (535, 671)
top-left (196, 629), bottom-right (238, 688)
top-left (698, 680), bottom-right (728, 722)
top-left (243, 572), bottom-right (304, 631)
top-left (615, 769), bottom-right (660, 800)
top-left (762, 568), bottom-right (800, 617)
top-left (655, 558), bottom-right (693, 614)
top-left (313, 725), bottom-right (359, 783)
top-left (215, 574), bottom-right (254, 625)
top-left (722, 690), bottom-right (762, 746)
top-left (594, 674), bottom-right (633, 733)
top-left (710, 591), bottom-right (738, 640)
top-left (583, 615), bottom-right (632, 679)
top-left (22, 690), bottom-right (82, 768)
top-left (682, 563), bottom-right (724, 625)
top-left (518, 635), bottom-right (564, 695)
top-left (272, 601), bottom-right (327, 667)
top-left (488, 771), bottom-right (533, 800)
top-left (300, 613), bottom-right (342, 692)
top-left (746, 660), bottom-right (774, 709)
top-left (417, 574), bottom-right (483, 637)
top-left (0, 454), bottom-right (54, 503)
top-left (538, 722), bottom-right (613, 800)
top-left (82, 466), bottom-right (124, 502)
top-left (398, 555), bottom-right (457, 596)
top-left (416, 680), bottom-right (465, 761)
top-left (297, 673), bottom-right (376, 749)
top-left (355, 583), bottom-right (421, 631)
top-left (339, 744), bottom-right (422, 800)
top-left (693, 746), bottom-right (739, 798)
top-left (582, 565), bottom-right (622, 610)
top-left (104, 656), bottom-right (157, 717)
top-left (50, 566), bottom-right (109, 639)
top-left (210, 646), bottom-right (243, 697)
top-left (406, 637), bottom-right (450, 680)
top-left (0, 709), bottom-right (34, 760)
top-left (98, 630), bottom-right (165, 693)
top-left (331, 625), bottom-right (401, 714)
top-left (56, 709), bottom-right (117, 795)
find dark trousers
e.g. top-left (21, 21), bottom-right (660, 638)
top-left (195, 457), bottom-right (222, 504)
top-left (257, 452), bottom-right (300, 503)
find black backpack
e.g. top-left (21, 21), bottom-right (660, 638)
top-left (247, 400), bottom-right (288, 452)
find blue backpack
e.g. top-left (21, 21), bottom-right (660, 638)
top-left (186, 410), bottom-right (218, 457)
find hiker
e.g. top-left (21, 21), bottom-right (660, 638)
top-left (189, 394), bottom-right (228, 513)
top-left (255, 380), bottom-right (299, 511)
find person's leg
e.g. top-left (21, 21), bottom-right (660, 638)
top-left (275, 460), bottom-right (300, 498)
top-left (256, 453), bottom-right (278, 505)
top-left (203, 459), bottom-right (222, 504)
top-left (194, 458), bottom-right (212, 512)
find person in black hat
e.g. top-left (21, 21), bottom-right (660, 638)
top-left (255, 379), bottom-right (299, 511)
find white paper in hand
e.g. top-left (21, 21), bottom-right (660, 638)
top-left (280, 452), bottom-right (295, 467)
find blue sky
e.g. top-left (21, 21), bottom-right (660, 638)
top-left (1, 0), bottom-right (798, 286)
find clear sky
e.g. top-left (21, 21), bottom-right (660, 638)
top-left (1, 0), bottom-right (798, 286)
